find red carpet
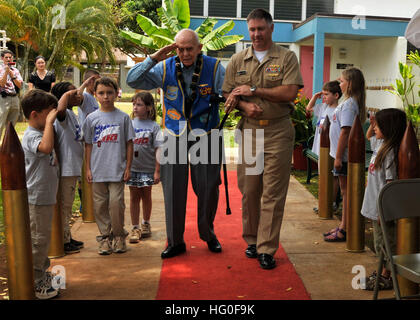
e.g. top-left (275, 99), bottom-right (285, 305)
top-left (156, 171), bottom-right (311, 300)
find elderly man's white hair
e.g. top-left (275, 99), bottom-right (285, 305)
top-left (174, 29), bottom-right (200, 45)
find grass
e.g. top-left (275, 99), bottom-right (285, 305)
top-left (291, 168), bottom-right (319, 199)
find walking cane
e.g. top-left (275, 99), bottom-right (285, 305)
top-left (220, 110), bottom-right (232, 215)
top-left (210, 95), bottom-right (232, 215)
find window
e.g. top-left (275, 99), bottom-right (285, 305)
top-left (407, 41), bottom-right (419, 54)
top-left (306, 0), bottom-right (334, 18)
top-left (242, 0), bottom-right (270, 19)
top-left (189, 0), bottom-right (204, 16)
top-left (207, 44), bottom-right (236, 59)
top-left (274, 0), bottom-right (302, 21)
top-left (208, 0), bottom-right (236, 17)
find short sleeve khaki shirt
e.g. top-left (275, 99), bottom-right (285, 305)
top-left (222, 43), bottom-right (304, 120)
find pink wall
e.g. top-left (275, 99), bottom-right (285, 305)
top-left (300, 46), bottom-right (331, 99)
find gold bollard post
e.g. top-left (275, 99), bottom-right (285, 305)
top-left (81, 153), bottom-right (95, 223)
top-left (397, 121), bottom-right (420, 296)
top-left (0, 122), bottom-right (35, 300)
top-left (48, 184), bottom-right (64, 258)
top-left (318, 116), bottom-right (334, 219)
top-left (346, 116), bottom-right (365, 253)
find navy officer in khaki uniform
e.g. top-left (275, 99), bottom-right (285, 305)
top-left (223, 8), bottom-right (304, 269)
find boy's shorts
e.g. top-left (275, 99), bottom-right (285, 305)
top-left (332, 161), bottom-right (347, 176)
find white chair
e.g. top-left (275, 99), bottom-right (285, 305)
top-left (374, 178), bottom-right (420, 300)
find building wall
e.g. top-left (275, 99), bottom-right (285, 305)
top-left (298, 38), bottom-right (362, 83)
top-left (359, 37), bottom-right (407, 109)
top-left (297, 36), bottom-right (412, 109)
top-left (120, 64), bottom-right (135, 94)
top-left (334, 0), bottom-right (419, 19)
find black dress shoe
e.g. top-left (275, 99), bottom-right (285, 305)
top-left (245, 244), bottom-right (257, 258)
top-left (207, 238), bottom-right (222, 253)
top-left (161, 243), bottom-right (186, 259)
top-left (258, 253), bottom-right (276, 270)
top-left (70, 238), bottom-right (84, 249)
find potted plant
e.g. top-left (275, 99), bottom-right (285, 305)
top-left (387, 50), bottom-right (420, 140)
top-left (291, 91), bottom-right (314, 170)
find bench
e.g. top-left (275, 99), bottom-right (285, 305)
top-left (303, 119), bottom-right (373, 184)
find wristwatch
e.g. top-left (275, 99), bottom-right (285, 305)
top-left (250, 85), bottom-right (257, 94)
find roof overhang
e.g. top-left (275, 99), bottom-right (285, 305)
top-left (191, 13), bottom-right (410, 44)
top-left (293, 13), bottom-right (410, 43)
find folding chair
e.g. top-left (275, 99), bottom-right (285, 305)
top-left (374, 178), bottom-right (420, 300)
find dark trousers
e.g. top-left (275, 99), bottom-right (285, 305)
top-left (160, 132), bottom-right (221, 246)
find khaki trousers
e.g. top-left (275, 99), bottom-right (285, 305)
top-left (59, 176), bottom-right (78, 243)
top-left (92, 182), bottom-right (128, 240)
top-left (0, 95), bottom-right (20, 137)
top-left (29, 204), bottom-right (54, 285)
top-left (237, 117), bottom-right (295, 256)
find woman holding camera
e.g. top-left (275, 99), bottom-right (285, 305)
top-left (28, 56), bottom-right (55, 92)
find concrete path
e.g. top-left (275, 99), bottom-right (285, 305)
top-left (51, 165), bottom-right (392, 300)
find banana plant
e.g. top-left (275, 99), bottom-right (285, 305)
top-left (387, 50), bottom-right (420, 134)
top-left (120, 0), bottom-right (243, 52)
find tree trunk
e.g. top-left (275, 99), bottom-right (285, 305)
top-left (22, 43), bottom-right (32, 82)
top-left (46, 30), bottom-right (68, 71)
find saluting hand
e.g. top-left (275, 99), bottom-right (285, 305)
top-left (46, 108), bottom-right (58, 125)
top-left (150, 43), bottom-right (177, 63)
top-left (82, 75), bottom-right (97, 89)
top-left (66, 89), bottom-right (83, 107)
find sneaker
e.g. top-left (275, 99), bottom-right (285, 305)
top-left (35, 279), bottom-right (59, 300)
top-left (129, 228), bottom-right (141, 243)
top-left (45, 271), bottom-right (55, 283)
top-left (113, 237), bottom-right (127, 253)
top-left (363, 271), bottom-right (393, 291)
top-left (64, 242), bottom-right (80, 254)
top-left (141, 222), bottom-right (152, 238)
top-left (70, 238), bottom-right (84, 249)
top-left (46, 271), bottom-right (63, 291)
top-left (98, 238), bottom-right (113, 255)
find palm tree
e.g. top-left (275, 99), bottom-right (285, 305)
top-left (120, 0), bottom-right (243, 53)
top-left (0, 0), bottom-right (117, 80)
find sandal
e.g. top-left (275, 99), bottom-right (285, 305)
top-left (324, 229), bottom-right (346, 242)
top-left (323, 227), bottom-right (339, 237)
